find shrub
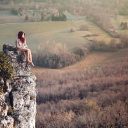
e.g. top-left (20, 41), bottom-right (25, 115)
top-left (25, 15), bottom-right (29, 20)
top-left (73, 46), bottom-right (89, 58)
top-left (120, 22), bottom-right (127, 30)
top-left (73, 111), bottom-right (99, 128)
top-left (108, 39), bottom-right (118, 51)
top-left (0, 51), bottom-right (14, 92)
top-left (11, 7), bottom-right (26, 16)
top-left (70, 28), bottom-right (75, 32)
top-left (11, 9), bottom-right (18, 15)
top-left (84, 33), bottom-right (99, 37)
top-left (120, 35), bottom-right (128, 48)
top-left (18, 7), bottom-right (24, 16)
top-left (79, 24), bottom-right (89, 31)
top-left (33, 41), bottom-right (81, 68)
top-left (84, 34), bottom-right (92, 37)
top-left (51, 13), bottom-right (67, 21)
top-left (92, 34), bottom-right (99, 36)
top-left (90, 40), bottom-right (109, 52)
top-left (41, 13), bottom-right (44, 21)
top-left (83, 101), bottom-right (100, 113)
top-left (90, 39), bottom-right (118, 52)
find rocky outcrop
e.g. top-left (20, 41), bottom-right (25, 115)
top-left (0, 44), bottom-right (36, 128)
top-left (0, 93), bottom-right (14, 128)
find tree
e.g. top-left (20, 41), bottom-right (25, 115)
top-left (51, 12), bottom-right (67, 21)
top-left (25, 15), bottom-right (29, 20)
top-left (0, 51), bottom-right (14, 92)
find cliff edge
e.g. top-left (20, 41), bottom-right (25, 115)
top-left (0, 44), bottom-right (36, 128)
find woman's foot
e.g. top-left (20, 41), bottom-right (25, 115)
top-left (28, 60), bottom-right (34, 66)
top-left (31, 62), bottom-right (34, 66)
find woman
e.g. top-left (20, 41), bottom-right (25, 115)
top-left (15, 31), bottom-right (34, 66)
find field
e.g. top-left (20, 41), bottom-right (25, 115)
top-left (0, 20), bottom-right (90, 52)
top-left (74, 20), bottom-right (120, 44)
top-left (0, 11), bottom-right (123, 52)
top-left (0, 11), bottom-right (24, 24)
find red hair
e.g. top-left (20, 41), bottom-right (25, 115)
top-left (18, 31), bottom-right (25, 43)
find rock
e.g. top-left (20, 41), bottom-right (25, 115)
top-left (0, 97), bottom-right (14, 127)
top-left (0, 98), bottom-right (8, 116)
top-left (0, 44), bottom-right (36, 128)
top-left (0, 115), bottom-right (14, 128)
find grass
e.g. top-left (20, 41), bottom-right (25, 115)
top-left (0, 19), bottom-right (89, 52)
top-left (73, 20), bottom-right (120, 44)
top-left (64, 11), bottom-right (85, 20)
top-left (0, 11), bottom-right (23, 24)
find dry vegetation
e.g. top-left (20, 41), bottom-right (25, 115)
top-left (32, 35), bottom-right (128, 68)
top-left (35, 56), bottom-right (128, 128)
top-left (32, 41), bottom-right (81, 69)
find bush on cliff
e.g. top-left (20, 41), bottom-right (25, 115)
top-left (0, 51), bottom-right (14, 92)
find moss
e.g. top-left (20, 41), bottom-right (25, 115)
top-left (30, 95), bottom-right (35, 100)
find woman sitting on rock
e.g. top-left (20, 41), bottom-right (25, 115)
top-left (15, 31), bottom-right (34, 66)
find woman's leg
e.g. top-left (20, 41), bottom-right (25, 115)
top-left (17, 48), bottom-right (34, 66)
top-left (28, 49), bottom-right (32, 62)
top-left (18, 48), bottom-right (29, 62)
top-left (27, 49), bottom-right (34, 66)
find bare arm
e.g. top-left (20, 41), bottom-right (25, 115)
top-left (15, 39), bottom-right (22, 49)
top-left (24, 38), bottom-right (28, 48)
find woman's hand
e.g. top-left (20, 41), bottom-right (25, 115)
top-left (23, 45), bottom-right (28, 48)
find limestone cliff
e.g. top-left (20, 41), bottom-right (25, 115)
top-left (0, 44), bottom-right (36, 128)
